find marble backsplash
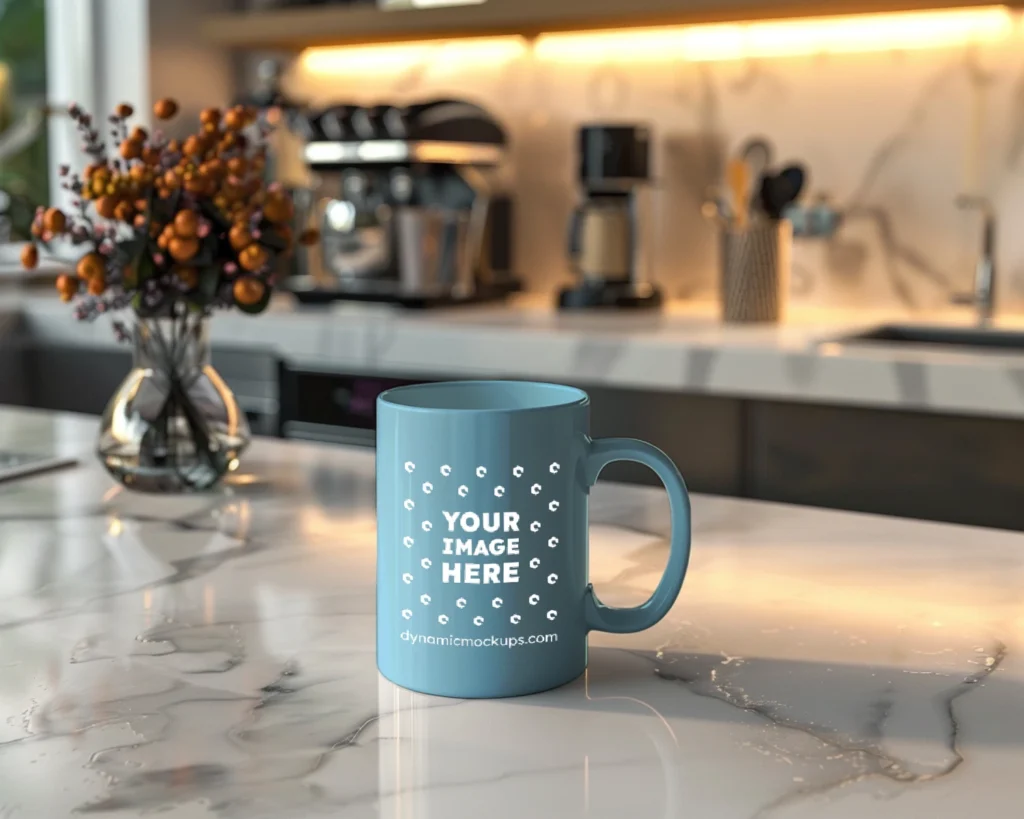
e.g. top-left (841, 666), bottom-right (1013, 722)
top-left (282, 23), bottom-right (1024, 312)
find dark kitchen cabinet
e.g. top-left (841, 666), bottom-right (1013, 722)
top-left (744, 401), bottom-right (1024, 531)
top-left (201, 0), bottom-right (999, 50)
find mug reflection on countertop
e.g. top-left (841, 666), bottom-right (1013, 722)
top-left (375, 664), bottom-right (682, 819)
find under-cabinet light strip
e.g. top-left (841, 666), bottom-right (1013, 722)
top-left (534, 6), bottom-right (1015, 62)
top-left (301, 36), bottom-right (527, 75)
top-left (298, 6), bottom-right (1015, 76)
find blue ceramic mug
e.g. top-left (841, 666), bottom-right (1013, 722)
top-left (376, 380), bottom-right (691, 698)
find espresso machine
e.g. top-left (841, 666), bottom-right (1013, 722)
top-left (291, 99), bottom-right (517, 307)
top-left (559, 124), bottom-right (662, 310)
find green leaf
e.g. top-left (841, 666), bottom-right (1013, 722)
top-left (196, 267), bottom-right (220, 306)
top-left (191, 235), bottom-right (217, 269)
top-left (136, 252), bottom-right (157, 286)
top-left (198, 199), bottom-right (231, 232)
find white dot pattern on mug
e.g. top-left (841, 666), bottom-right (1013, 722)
top-left (400, 461), bottom-right (563, 630)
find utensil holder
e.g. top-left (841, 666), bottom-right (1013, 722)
top-left (719, 219), bottom-right (792, 323)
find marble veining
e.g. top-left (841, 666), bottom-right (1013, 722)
top-left (0, 408), bottom-right (1022, 817)
top-left (282, 28), bottom-right (1024, 313)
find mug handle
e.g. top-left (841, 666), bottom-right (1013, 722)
top-left (582, 438), bottom-right (692, 634)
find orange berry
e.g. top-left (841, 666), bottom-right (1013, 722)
top-left (133, 213), bottom-right (147, 228)
top-left (263, 194), bottom-right (293, 224)
top-left (119, 139), bottom-right (142, 160)
top-left (95, 196), bottom-right (118, 219)
top-left (233, 276), bottom-right (265, 306)
top-left (20, 244), bottom-right (38, 269)
top-left (223, 108), bottom-right (245, 131)
top-left (129, 164), bottom-right (149, 182)
top-left (173, 209), bottom-right (199, 238)
top-left (113, 201), bottom-right (134, 222)
top-left (87, 273), bottom-right (106, 296)
top-left (129, 126), bottom-right (148, 143)
top-left (114, 103), bottom-right (134, 118)
top-left (162, 170), bottom-right (180, 189)
top-left (153, 98), bottom-right (178, 120)
top-left (43, 207), bottom-right (66, 233)
top-left (238, 243), bottom-right (268, 272)
top-left (229, 223), bottom-right (252, 251)
top-left (226, 157), bottom-right (247, 177)
top-left (56, 274), bottom-right (78, 302)
top-left (199, 158), bottom-right (224, 178)
top-left (199, 107), bottom-right (221, 125)
top-left (168, 236), bottom-right (199, 262)
top-left (142, 146), bottom-right (161, 166)
top-left (299, 228), bottom-right (320, 247)
top-left (182, 136), bottom-right (203, 157)
top-left (76, 252), bottom-right (105, 281)
top-left (167, 139), bottom-right (181, 153)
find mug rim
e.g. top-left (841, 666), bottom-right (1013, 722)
top-left (378, 380), bottom-right (590, 414)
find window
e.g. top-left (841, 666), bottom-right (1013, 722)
top-left (0, 0), bottom-right (46, 242)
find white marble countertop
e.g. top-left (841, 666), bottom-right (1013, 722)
top-left (7, 293), bottom-right (1024, 420)
top-left (0, 408), bottom-right (1021, 817)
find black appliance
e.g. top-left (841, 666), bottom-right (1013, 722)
top-left (278, 365), bottom-right (432, 446)
top-left (559, 124), bottom-right (662, 310)
top-left (290, 99), bottom-right (518, 308)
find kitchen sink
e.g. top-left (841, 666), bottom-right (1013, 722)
top-left (837, 324), bottom-right (1024, 352)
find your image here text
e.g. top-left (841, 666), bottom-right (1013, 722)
top-left (440, 510), bottom-right (522, 584)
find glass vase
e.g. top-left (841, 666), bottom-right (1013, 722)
top-left (97, 316), bottom-right (251, 493)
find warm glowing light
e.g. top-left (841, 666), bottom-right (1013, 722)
top-left (107, 517), bottom-right (123, 536)
top-left (381, 0), bottom-right (487, 7)
top-left (534, 7), bottom-right (1014, 63)
top-left (300, 36), bottom-right (527, 75)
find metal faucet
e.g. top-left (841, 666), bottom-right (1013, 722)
top-left (952, 195), bottom-right (996, 326)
